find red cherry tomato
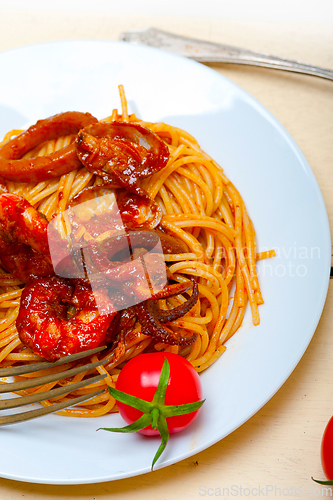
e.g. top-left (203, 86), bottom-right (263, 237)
top-left (115, 352), bottom-right (202, 436)
top-left (322, 416), bottom-right (333, 480)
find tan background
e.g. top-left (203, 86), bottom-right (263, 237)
top-left (0, 3), bottom-right (332, 498)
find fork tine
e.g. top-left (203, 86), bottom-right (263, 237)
top-left (0, 389), bottom-right (106, 426)
top-left (0, 345), bottom-right (107, 377)
top-left (0, 373), bottom-right (107, 410)
top-left (0, 359), bottom-right (107, 394)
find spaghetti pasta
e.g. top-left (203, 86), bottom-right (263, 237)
top-left (0, 86), bottom-right (275, 417)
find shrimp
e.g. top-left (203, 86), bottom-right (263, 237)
top-left (75, 121), bottom-right (169, 197)
top-left (0, 193), bottom-right (54, 282)
top-left (0, 112), bottom-right (98, 182)
top-left (16, 277), bottom-right (116, 361)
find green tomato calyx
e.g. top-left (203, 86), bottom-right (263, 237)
top-left (312, 477), bottom-right (333, 485)
top-left (98, 357), bottom-right (205, 470)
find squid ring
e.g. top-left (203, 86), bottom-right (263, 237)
top-left (0, 111), bottom-right (98, 183)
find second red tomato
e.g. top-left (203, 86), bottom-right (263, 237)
top-left (322, 416), bottom-right (333, 480)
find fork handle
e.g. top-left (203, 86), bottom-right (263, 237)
top-left (120, 28), bottom-right (333, 81)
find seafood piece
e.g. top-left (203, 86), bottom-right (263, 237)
top-left (135, 278), bottom-right (199, 346)
top-left (49, 187), bottom-right (186, 287)
top-left (109, 278), bottom-right (198, 358)
top-left (68, 185), bottom-right (162, 230)
top-left (0, 193), bottom-right (50, 256)
top-left (97, 229), bottom-right (188, 261)
top-left (150, 280), bottom-right (195, 301)
top-left (0, 193), bottom-right (53, 282)
top-left (0, 112), bottom-right (98, 182)
top-left (66, 185), bottom-right (187, 255)
top-left (50, 187), bottom-right (166, 299)
top-left (153, 228), bottom-right (188, 255)
top-left (78, 235), bottom-right (167, 307)
top-left (85, 229), bottom-right (188, 304)
top-left (16, 277), bottom-right (116, 361)
top-left (116, 189), bottom-right (162, 229)
top-left (75, 121), bottom-right (169, 196)
top-left (0, 241), bottom-right (54, 283)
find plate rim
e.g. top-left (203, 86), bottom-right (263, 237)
top-left (0, 38), bottom-right (331, 485)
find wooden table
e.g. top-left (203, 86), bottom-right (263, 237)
top-left (0, 5), bottom-right (332, 499)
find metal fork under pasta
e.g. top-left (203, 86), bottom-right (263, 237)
top-left (0, 346), bottom-right (107, 425)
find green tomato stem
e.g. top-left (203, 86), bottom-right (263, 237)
top-left (152, 414), bottom-right (169, 471)
top-left (151, 408), bottom-right (160, 430)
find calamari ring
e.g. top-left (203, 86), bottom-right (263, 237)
top-left (0, 111), bottom-right (98, 183)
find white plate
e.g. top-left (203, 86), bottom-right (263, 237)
top-left (0, 40), bottom-right (330, 485)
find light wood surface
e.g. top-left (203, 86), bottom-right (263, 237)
top-left (0, 6), bottom-right (332, 499)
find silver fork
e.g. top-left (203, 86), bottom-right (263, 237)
top-left (0, 346), bottom-right (107, 425)
top-left (120, 27), bottom-right (333, 81)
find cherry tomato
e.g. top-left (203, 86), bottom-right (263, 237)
top-left (321, 416), bottom-right (333, 480)
top-left (115, 352), bottom-right (203, 436)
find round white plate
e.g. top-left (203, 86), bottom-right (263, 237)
top-left (0, 40), bottom-right (330, 485)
